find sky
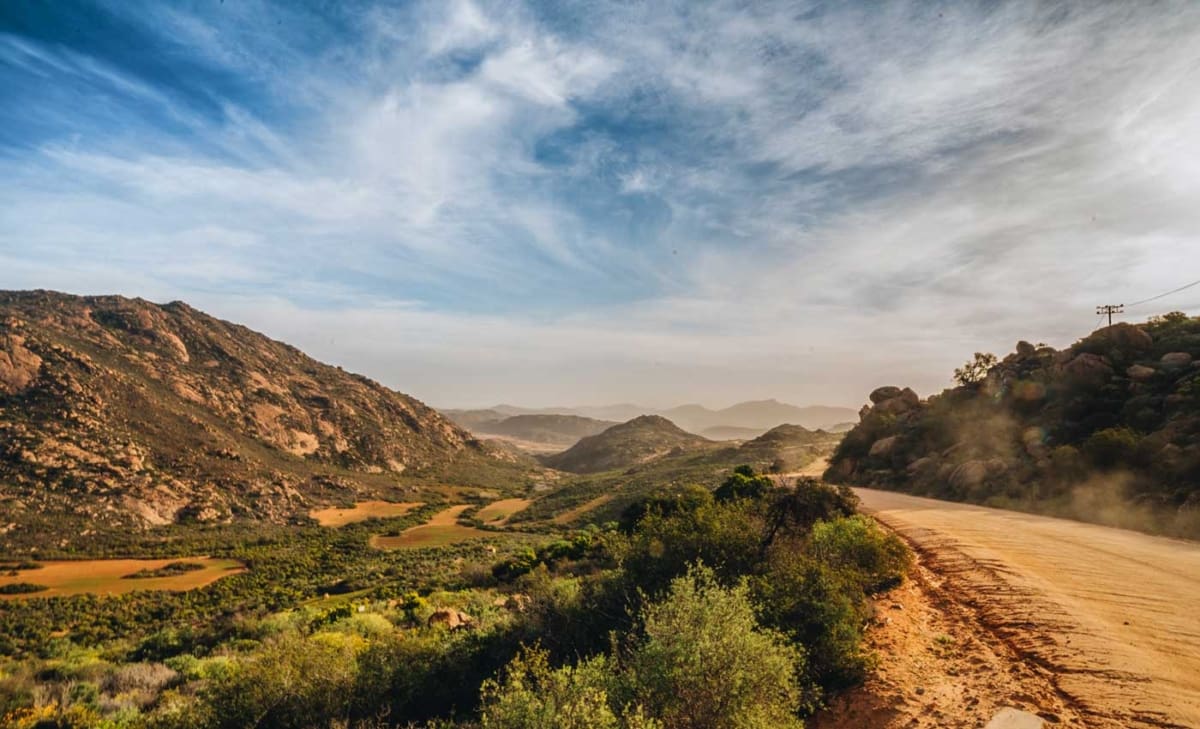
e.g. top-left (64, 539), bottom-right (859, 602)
top-left (2, 1), bottom-right (1199, 410)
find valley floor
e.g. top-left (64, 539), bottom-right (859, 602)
top-left (831, 488), bottom-right (1200, 729)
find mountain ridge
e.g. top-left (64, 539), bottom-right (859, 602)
top-left (0, 290), bottom-right (513, 542)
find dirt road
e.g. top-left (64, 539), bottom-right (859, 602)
top-left (856, 488), bottom-right (1200, 728)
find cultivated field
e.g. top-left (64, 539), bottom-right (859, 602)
top-left (309, 500), bottom-right (424, 527)
top-left (0, 557), bottom-right (245, 600)
top-left (552, 494), bottom-right (614, 524)
top-left (369, 504), bottom-right (492, 549)
top-left (475, 498), bottom-right (531, 524)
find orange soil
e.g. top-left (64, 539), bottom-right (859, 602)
top-left (309, 500), bottom-right (423, 527)
top-left (475, 498), bottom-right (532, 525)
top-left (850, 487), bottom-right (1200, 728)
top-left (0, 557), bottom-right (245, 600)
top-left (369, 504), bottom-right (491, 549)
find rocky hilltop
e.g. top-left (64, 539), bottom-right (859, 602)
top-left (0, 290), bottom-right (496, 538)
top-left (540, 415), bottom-right (715, 473)
top-left (826, 315), bottom-right (1200, 536)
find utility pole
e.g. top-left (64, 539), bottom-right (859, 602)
top-left (1096, 304), bottom-right (1124, 326)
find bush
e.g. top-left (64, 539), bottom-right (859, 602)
top-left (0, 583), bottom-right (47, 594)
top-left (1083, 427), bottom-right (1141, 469)
top-left (807, 516), bottom-right (911, 593)
top-left (713, 466), bottom-right (773, 503)
top-left (480, 647), bottom-right (630, 729)
top-left (622, 564), bottom-right (805, 729)
top-left (752, 551), bottom-right (870, 695)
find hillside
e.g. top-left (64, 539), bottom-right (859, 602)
top-left (520, 420), bottom-right (840, 523)
top-left (825, 315), bottom-right (1200, 537)
top-left (0, 290), bottom-right (512, 539)
top-left (539, 414), bottom-right (714, 473)
top-left (444, 411), bottom-right (617, 447)
top-left (479, 413), bottom-right (617, 446)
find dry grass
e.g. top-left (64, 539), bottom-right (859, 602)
top-left (309, 500), bottom-right (424, 527)
top-left (475, 498), bottom-right (532, 525)
top-left (0, 557), bottom-right (245, 600)
top-left (552, 494), bottom-right (614, 525)
top-left (369, 504), bottom-right (492, 549)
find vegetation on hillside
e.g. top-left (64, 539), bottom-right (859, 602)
top-left (827, 314), bottom-right (1200, 537)
top-left (0, 468), bottom-right (909, 728)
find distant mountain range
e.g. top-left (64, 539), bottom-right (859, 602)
top-left (446, 399), bottom-right (857, 443)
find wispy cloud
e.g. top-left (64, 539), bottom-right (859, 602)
top-left (2, 1), bottom-right (1199, 407)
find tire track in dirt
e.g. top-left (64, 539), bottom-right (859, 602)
top-left (856, 488), bottom-right (1200, 729)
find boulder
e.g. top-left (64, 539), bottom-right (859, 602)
top-left (875, 397), bottom-right (915, 415)
top-left (906, 456), bottom-right (935, 476)
top-left (1161, 352), bottom-right (1193, 369)
top-left (427, 608), bottom-right (474, 631)
top-left (1082, 323), bottom-right (1154, 354)
top-left (899, 387), bottom-right (921, 406)
top-left (1016, 340), bottom-right (1037, 357)
top-left (1127, 364), bottom-right (1157, 381)
top-left (869, 436), bottom-right (899, 458)
top-left (949, 460), bottom-right (989, 490)
top-left (869, 386), bottom-right (903, 404)
top-left (985, 707), bottom-right (1045, 729)
top-left (1061, 352), bottom-right (1113, 388)
top-left (0, 334), bottom-right (42, 394)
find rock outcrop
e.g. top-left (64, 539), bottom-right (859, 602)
top-left (826, 315), bottom-right (1200, 536)
top-left (0, 290), bottom-right (509, 541)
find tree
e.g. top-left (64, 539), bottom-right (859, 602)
top-left (713, 466), bottom-right (773, 503)
top-left (622, 565), bottom-right (805, 729)
top-left (953, 352), bottom-right (997, 387)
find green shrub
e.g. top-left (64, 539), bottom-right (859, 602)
top-left (0, 583), bottom-right (47, 595)
top-left (1083, 427), bottom-right (1141, 469)
top-left (807, 516), bottom-right (911, 593)
top-left (622, 564), bottom-right (805, 729)
top-left (480, 647), bottom-right (625, 729)
top-left (713, 466), bottom-right (772, 503)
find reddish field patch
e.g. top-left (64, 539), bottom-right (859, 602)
top-left (369, 504), bottom-right (492, 549)
top-left (475, 498), bottom-right (532, 525)
top-left (310, 500), bottom-right (423, 527)
top-left (0, 557), bottom-right (245, 600)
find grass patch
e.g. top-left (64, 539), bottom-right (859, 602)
top-left (309, 500), bottom-right (424, 527)
top-left (0, 557), bottom-right (245, 599)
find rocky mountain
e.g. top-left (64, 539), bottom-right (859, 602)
top-left (540, 415), bottom-right (715, 473)
top-left (826, 315), bottom-right (1200, 537)
top-left (0, 290), bottom-right (507, 538)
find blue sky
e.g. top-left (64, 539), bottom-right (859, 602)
top-left (2, 1), bottom-right (1199, 408)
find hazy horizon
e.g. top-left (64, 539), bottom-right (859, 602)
top-left (3, 2), bottom-right (1199, 409)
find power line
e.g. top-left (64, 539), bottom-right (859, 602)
top-left (1126, 277), bottom-right (1200, 309)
